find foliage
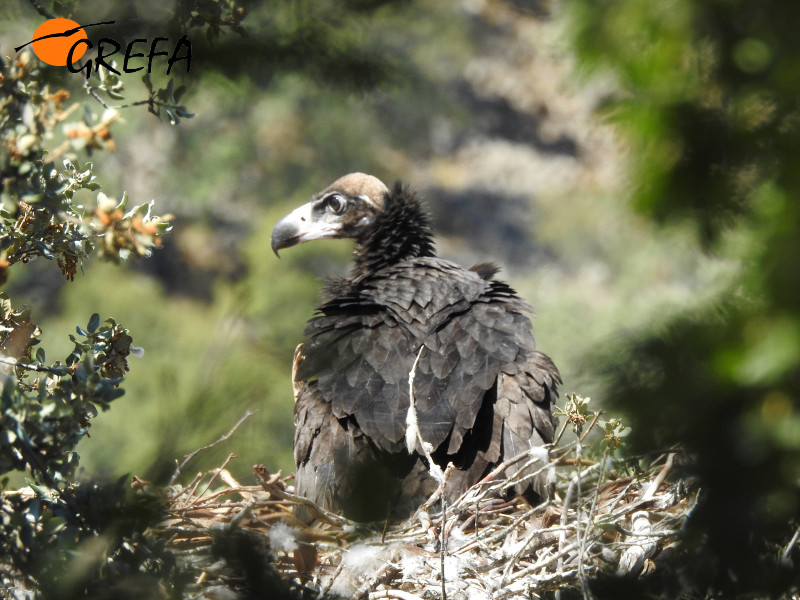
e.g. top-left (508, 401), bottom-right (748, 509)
top-left (0, 53), bottom-right (173, 279)
top-left (1, 2), bottom-right (180, 596)
top-left (565, 0), bottom-right (800, 596)
top-left (1, 478), bottom-right (181, 599)
top-left (555, 393), bottom-right (631, 455)
top-left (2, 300), bottom-right (131, 485)
top-left (0, 34), bottom-right (173, 493)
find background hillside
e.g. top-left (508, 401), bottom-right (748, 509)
top-left (3, 0), bottom-right (726, 482)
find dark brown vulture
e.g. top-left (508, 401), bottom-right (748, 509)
top-left (271, 173), bottom-right (560, 522)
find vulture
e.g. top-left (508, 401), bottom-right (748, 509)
top-left (271, 173), bottom-right (560, 522)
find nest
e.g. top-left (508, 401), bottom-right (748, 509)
top-left (155, 440), bottom-right (696, 600)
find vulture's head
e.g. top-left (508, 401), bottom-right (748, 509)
top-left (271, 173), bottom-right (389, 256)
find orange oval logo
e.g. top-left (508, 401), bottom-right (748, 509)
top-left (31, 18), bottom-right (88, 66)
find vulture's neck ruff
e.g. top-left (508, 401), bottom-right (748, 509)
top-left (351, 182), bottom-right (435, 280)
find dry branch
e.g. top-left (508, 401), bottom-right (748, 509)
top-left (149, 445), bottom-right (696, 599)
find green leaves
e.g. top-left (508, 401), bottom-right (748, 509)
top-left (565, 0), bottom-right (800, 592)
top-left (555, 392), bottom-right (594, 438)
top-left (95, 62), bottom-right (126, 100)
top-left (0, 51), bottom-right (175, 281)
top-left (147, 77), bottom-right (196, 125)
top-left (0, 294), bottom-right (133, 486)
top-left (88, 313), bottom-right (101, 334)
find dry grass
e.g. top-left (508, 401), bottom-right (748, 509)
top-left (154, 438), bottom-right (696, 600)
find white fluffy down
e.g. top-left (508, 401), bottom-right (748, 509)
top-left (341, 544), bottom-right (385, 571)
top-left (267, 522), bottom-right (299, 553)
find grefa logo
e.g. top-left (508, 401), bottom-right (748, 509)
top-left (16, 18), bottom-right (191, 78)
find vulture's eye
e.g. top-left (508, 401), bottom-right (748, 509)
top-left (325, 194), bottom-right (346, 214)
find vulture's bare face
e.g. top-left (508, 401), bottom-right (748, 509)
top-left (271, 173), bottom-right (389, 256)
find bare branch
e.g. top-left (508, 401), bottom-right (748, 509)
top-left (782, 523), bottom-right (800, 564)
top-left (0, 355), bottom-right (69, 375)
top-left (405, 346), bottom-right (445, 482)
top-left (26, 0), bottom-right (56, 19)
top-left (368, 591), bottom-right (425, 600)
top-left (169, 409), bottom-right (256, 485)
top-left (147, 418), bottom-right (699, 599)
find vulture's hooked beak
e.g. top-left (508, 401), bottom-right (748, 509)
top-left (271, 201), bottom-right (343, 257)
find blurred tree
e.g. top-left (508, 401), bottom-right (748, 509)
top-left (0, 45), bottom-right (177, 597)
top-left (566, 0), bottom-right (800, 596)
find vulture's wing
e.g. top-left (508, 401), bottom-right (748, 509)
top-left (293, 339), bottom-right (437, 521)
top-left (293, 258), bottom-right (559, 513)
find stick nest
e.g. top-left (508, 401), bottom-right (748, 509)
top-left (154, 442), bottom-right (696, 600)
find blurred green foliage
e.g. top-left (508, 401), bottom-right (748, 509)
top-left (0, 15), bottom-right (178, 593)
top-left (565, 0), bottom-right (800, 596)
top-left (0, 42), bottom-right (173, 491)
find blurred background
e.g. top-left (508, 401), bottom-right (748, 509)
top-left (3, 0), bottom-right (799, 591)
top-left (5, 0), bottom-right (678, 482)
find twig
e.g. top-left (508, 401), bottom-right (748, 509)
top-left (252, 465), bottom-right (350, 527)
top-left (572, 441), bottom-right (594, 600)
top-left (641, 453), bottom-right (674, 500)
top-left (368, 591), bottom-right (424, 600)
top-left (602, 475), bottom-right (637, 515)
top-left (508, 542), bottom-right (578, 584)
top-left (617, 510), bottom-right (658, 575)
top-left (613, 524), bottom-right (681, 538)
top-left (553, 414), bottom-right (570, 447)
top-left (439, 469), bottom-right (454, 600)
top-left (579, 411), bottom-right (603, 442)
top-left (169, 409), bottom-right (256, 485)
top-left (83, 81), bottom-right (189, 113)
top-left (185, 479), bottom-right (210, 506)
top-left (353, 563), bottom-right (392, 600)
top-left (191, 454), bottom-right (237, 505)
top-left (405, 346), bottom-right (445, 483)
top-left (407, 346), bottom-right (452, 600)
top-left (26, 0), bottom-right (56, 19)
top-left (318, 560), bottom-right (346, 599)
top-left (452, 506), bottom-right (539, 554)
top-left (578, 452), bottom-right (610, 600)
top-left (500, 514), bottom-right (551, 585)
top-left (478, 445), bottom-right (554, 486)
top-left (615, 453), bottom-right (677, 576)
top-left (557, 441), bottom-right (579, 584)
top-left (227, 497), bottom-right (256, 530)
top-left (0, 355), bottom-right (69, 375)
top-left (497, 458), bottom-right (554, 497)
top-left (557, 441), bottom-right (607, 600)
top-left (440, 499), bottom-right (447, 600)
top-left (781, 523), bottom-right (800, 564)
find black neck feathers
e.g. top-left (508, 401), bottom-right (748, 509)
top-left (351, 182), bottom-right (435, 280)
